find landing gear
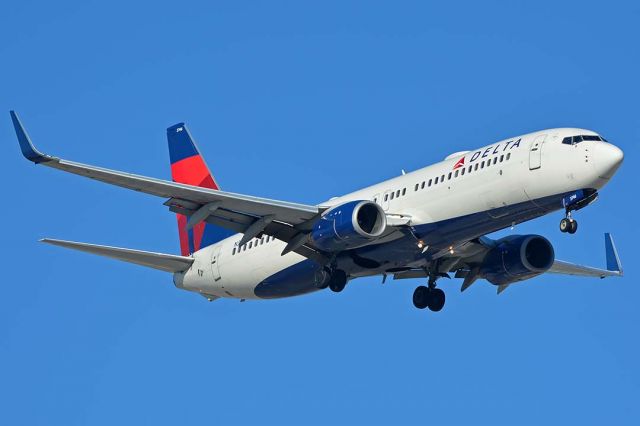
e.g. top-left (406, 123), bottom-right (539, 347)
top-left (328, 270), bottom-right (347, 293)
top-left (559, 217), bottom-right (578, 234)
top-left (412, 286), bottom-right (430, 309)
top-left (412, 278), bottom-right (446, 312)
top-left (429, 288), bottom-right (446, 312)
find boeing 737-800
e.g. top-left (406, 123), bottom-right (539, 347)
top-left (10, 111), bottom-right (624, 312)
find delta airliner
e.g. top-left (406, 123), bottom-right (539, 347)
top-left (11, 111), bottom-right (624, 312)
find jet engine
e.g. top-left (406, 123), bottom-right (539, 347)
top-left (480, 235), bottom-right (555, 285)
top-left (311, 200), bottom-right (387, 251)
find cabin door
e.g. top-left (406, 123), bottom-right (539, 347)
top-left (529, 135), bottom-right (546, 170)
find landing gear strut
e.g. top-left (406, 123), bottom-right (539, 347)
top-left (413, 275), bottom-right (446, 312)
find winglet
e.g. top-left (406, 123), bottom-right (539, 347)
top-left (604, 233), bottom-right (623, 275)
top-left (10, 111), bottom-right (55, 163)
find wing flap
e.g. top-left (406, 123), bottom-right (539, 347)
top-left (41, 238), bottom-right (194, 273)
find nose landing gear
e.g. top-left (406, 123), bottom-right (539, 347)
top-left (560, 214), bottom-right (578, 234)
top-left (559, 189), bottom-right (598, 235)
top-left (413, 275), bottom-right (446, 312)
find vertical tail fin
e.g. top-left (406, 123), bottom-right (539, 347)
top-left (167, 123), bottom-right (233, 255)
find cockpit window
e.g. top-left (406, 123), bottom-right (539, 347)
top-left (562, 134), bottom-right (605, 145)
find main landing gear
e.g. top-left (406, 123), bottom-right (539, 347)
top-left (559, 215), bottom-right (578, 234)
top-left (328, 270), bottom-right (347, 293)
top-left (413, 276), bottom-right (446, 312)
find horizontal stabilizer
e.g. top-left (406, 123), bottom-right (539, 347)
top-left (41, 238), bottom-right (194, 273)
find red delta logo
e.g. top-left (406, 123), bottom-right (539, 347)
top-left (453, 156), bottom-right (465, 170)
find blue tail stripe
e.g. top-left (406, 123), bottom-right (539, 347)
top-left (167, 122), bottom-right (199, 164)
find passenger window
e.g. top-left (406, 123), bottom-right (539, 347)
top-left (402, 188), bottom-right (406, 196)
top-left (506, 153), bottom-right (511, 161)
top-left (421, 181), bottom-right (425, 189)
top-left (396, 190), bottom-right (401, 197)
top-left (461, 168), bottom-right (465, 176)
top-left (474, 164), bottom-right (479, 171)
top-left (390, 192), bottom-right (395, 200)
top-left (435, 176), bottom-right (439, 184)
top-left (249, 242), bottom-right (253, 249)
top-left (232, 247), bottom-right (236, 255)
top-left (448, 172), bottom-right (452, 180)
top-left (441, 174), bottom-right (445, 182)
top-left (384, 194), bottom-right (388, 201)
top-left (415, 183), bottom-right (419, 191)
top-left (428, 179), bottom-right (432, 187)
top-left (481, 161), bottom-right (485, 169)
top-left (493, 157), bottom-right (497, 165)
top-left (468, 166), bottom-right (472, 173)
top-left (500, 154), bottom-right (504, 162)
top-left (454, 170), bottom-right (459, 178)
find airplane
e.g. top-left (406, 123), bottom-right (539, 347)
top-left (10, 111), bottom-right (624, 312)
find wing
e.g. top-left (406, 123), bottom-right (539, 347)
top-left (11, 111), bottom-right (328, 263)
top-left (393, 234), bottom-right (622, 293)
top-left (548, 233), bottom-right (623, 278)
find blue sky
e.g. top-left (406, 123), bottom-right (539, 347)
top-left (1, 1), bottom-right (639, 424)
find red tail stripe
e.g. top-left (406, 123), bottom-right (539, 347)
top-left (171, 155), bottom-right (219, 189)
top-left (177, 215), bottom-right (190, 256)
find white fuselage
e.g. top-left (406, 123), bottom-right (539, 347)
top-left (174, 128), bottom-right (622, 300)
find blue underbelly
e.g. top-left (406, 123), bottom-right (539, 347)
top-left (253, 191), bottom-right (575, 299)
top-left (254, 259), bottom-right (323, 299)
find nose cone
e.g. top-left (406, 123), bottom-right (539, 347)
top-left (594, 142), bottom-right (624, 180)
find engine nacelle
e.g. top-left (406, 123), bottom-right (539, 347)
top-left (311, 200), bottom-right (387, 251)
top-left (480, 235), bottom-right (555, 286)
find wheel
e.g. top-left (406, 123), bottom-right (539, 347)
top-left (413, 286), bottom-right (430, 309)
top-left (328, 270), bottom-right (347, 293)
top-left (428, 288), bottom-right (446, 312)
top-left (559, 218), bottom-right (571, 233)
top-left (568, 219), bottom-right (578, 234)
top-left (314, 269), bottom-right (330, 289)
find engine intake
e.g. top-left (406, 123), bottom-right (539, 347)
top-left (311, 200), bottom-right (387, 251)
top-left (480, 235), bottom-right (555, 286)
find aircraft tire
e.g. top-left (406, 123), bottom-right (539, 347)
top-left (412, 286), bottom-right (430, 309)
top-left (328, 270), bottom-right (347, 293)
top-left (428, 288), bottom-right (446, 312)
